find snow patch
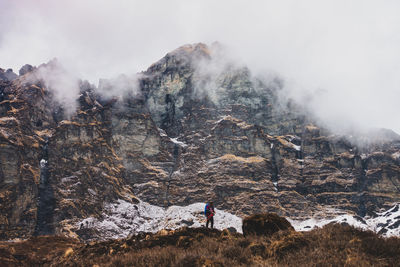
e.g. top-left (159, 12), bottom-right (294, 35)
top-left (60, 175), bottom-right (78, 184)
top-left (77, 198), bottom-right (400, 241)
top-left (289, 203), bottom-right (400, 237)
top-left (292, 144), bottom-right (301, 151)
top-left (289, 214), bottom-right (368, 233)
top-left (273, 182), bottom-right (278, 192)
top-left (392, 151), bottom-right (400, 160)
top-left (170, 137), bottom-right (188, 147)
top-left (214, 115), bottom-right (230, 125)
top-left (158, 128), bottom-right (168, 137)
top-left (367, 203), bottom-right (400, 236)
top-left (88, 189), bottom-right (97, 196)
top-left (77, 200), bottom-right (242, 240)
top-left (40, 159), bottom-right (47, 168)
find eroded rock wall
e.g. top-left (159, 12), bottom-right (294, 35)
top-left (0, 43), bottom-right (399, 240)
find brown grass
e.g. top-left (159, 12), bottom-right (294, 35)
top-left (218, 154), bottom-right (266, 164)
top-left (1, 224), bottom-right (400, 266)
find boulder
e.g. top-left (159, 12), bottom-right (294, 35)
top-left (242, 213), bottom-right (294, 237)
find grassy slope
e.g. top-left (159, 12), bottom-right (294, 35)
top-left (1, 224), bottom-right (400, 266)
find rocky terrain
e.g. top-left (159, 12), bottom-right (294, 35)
top-left (0, 43), bottom-right (399, 241)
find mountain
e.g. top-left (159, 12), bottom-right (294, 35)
top-left (0, 43), bottom-right (399, 241)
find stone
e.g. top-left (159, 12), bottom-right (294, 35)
top-left (242, 213), bottom-right (294, 237)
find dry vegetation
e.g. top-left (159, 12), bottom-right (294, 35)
top-left (1, 223), bottom-right (400, 267)
top-left (218, 154), bottom-right (266, 164)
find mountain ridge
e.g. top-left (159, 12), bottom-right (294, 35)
top-left (0, 43), bottom-right (399, 241)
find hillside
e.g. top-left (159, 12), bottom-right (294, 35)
top-left (1, 224), bottom-right (400, 266)
top-left (0, 43), bottom-right (399, 241)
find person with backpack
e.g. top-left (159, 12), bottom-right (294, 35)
top-left (205, 201), bottom-right (216, 229)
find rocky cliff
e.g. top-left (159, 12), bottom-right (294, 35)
top-left (0, 43), bottom-right (399, 240)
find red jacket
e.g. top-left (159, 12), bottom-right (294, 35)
top-left (205, 204), bottom-right (215, 219)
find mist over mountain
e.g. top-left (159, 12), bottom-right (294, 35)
top-left (0, 43), bottom-right (399, 242)
top-left (0, 2), bottom-right (400, 266)
top-left (1, 0), bottom-right (400, 134)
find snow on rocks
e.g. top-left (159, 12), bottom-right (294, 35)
top-left (77, 199), bottom-right (242, 240)
top-left (289, 203), bottom-right (400, 237)
top-left (40, 159), bottom-right (47, 168)
top-left (273, 182), bottom-right (278, 192)
top-left (292, 144), bottom-right (301, 151)
top-left (391, 151), bottom-right (400, 160)
top-left (368, 203), bottom-right (400, 236)
top-left (170, 137), bottom-right (188, 147)
top-left (158, 128), bottom-right (168, 137)
top-left (157, 127), bottom-right (188, 147)
top-left (289, 214), bottom-right (368, 233)
top-left (276, 135), bottom-right (301, 151)
top-left (77, 198), bottom-right (400, 241)
top-left (163, 203), bottom-right (242, 232)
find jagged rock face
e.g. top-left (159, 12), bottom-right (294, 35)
top-left (137, 44), bottom-right (400, 219)
top-left (0, 79), bottom-right (49, 239)
top-left (141, 44), bottom-right (304, 137)
top-left (18, 64), bottom-right (34, 76)
top-left (0, 69), bottom-right (18, 82)
top-left (0, 43), bottom-right (399, 240)
top-left (0, 77), bottom-right (141, 239)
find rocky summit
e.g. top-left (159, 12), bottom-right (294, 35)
top-left (0, 43), bottom-right (400, 241)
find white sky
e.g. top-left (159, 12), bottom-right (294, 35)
top-left (0, 0), bottom-right (399, 133)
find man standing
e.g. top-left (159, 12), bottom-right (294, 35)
top-left (205, 201), bottom-right (216, 229)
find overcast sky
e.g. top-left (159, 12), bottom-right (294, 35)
top-left (0, 0), bottom-right (399, 134)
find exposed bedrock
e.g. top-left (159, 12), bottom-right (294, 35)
top-left (0, 43), bottom-right (399, 240)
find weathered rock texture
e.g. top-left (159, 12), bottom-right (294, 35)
top-left (242, 213), bottom-right (294, 237)
top-left (0, 43), bottom-right (399, 240)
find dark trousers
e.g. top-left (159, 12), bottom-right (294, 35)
top-left (206, 216), bottom-right (214, 229)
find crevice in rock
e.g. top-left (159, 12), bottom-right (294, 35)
top-left (34, 138), bottom-right (55, 235)
top-left (270, 142), bottom-right (280, 193)
top-left (356, 159), bottom-right (369, 217)
top-left (295, 136), bottom-right (304, 179)
top-left (164, 144), bottom-right (180, 207)
top-left (161, 94), bottom-right (176, 134)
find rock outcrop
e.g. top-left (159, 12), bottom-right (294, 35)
top-left (0, 68), bottom-right (18, 81)
top-left (0, 43), bottom-right (399, 240)
top-left (242, 213), bottom-right (294, 237)
top-left (136, 43), bottom-right (400, 219)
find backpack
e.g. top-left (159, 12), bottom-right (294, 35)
top-left (204, 204), bottom-right (209, 217)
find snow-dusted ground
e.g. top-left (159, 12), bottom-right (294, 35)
top-left (77, 199), bottom-right (400, 240)
top-left (289, 203), bottom-right (400, 237)
top-left (77, 200), bottom-right (242, 240)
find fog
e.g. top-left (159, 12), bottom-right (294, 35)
top-left (1, 0), bottom-right (399, 134)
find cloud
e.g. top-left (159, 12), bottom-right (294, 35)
top-left (27, 59), bottom-right (80, 117)
top-left (98, 73), bottom-right (141, 100)
top-left (0, 0), bottom-right (399, 134)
